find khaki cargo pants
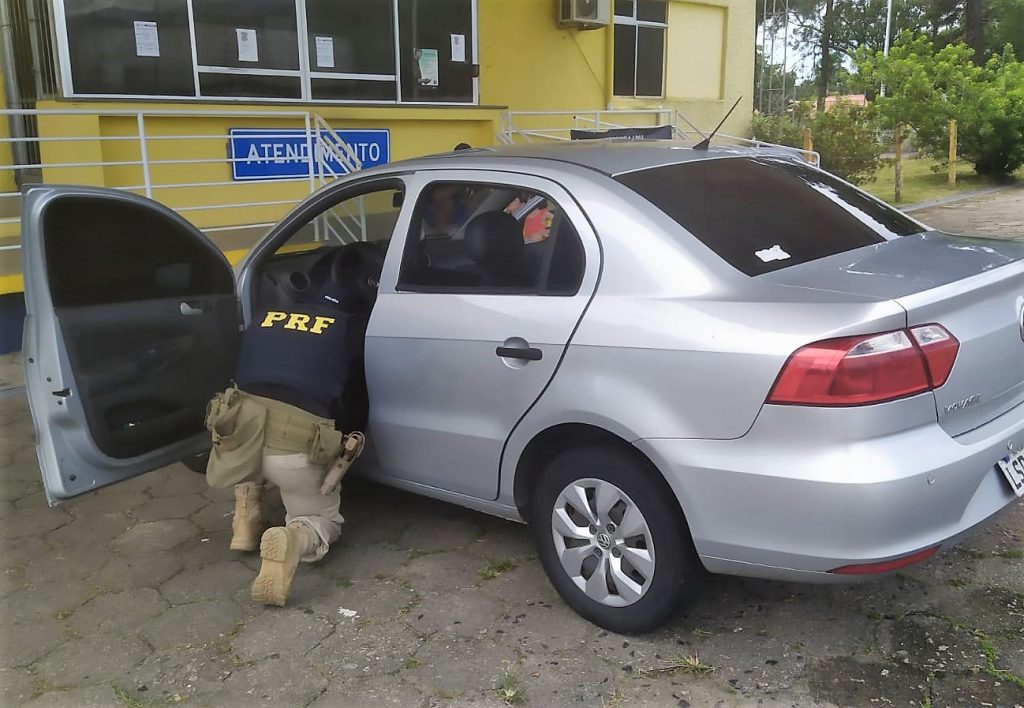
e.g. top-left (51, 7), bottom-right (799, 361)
top-left (205, 386), bottom-right (346, 562)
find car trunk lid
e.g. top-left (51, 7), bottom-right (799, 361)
top-left (764, 232), bottom-right (1024, 436)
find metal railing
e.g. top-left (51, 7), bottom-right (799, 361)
top-left (499, 108), bottom-right (820, 167)
top-left (0, 107), bottom-right (366, 258)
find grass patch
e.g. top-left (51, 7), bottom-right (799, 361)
top-left (114, 685), bottom-right (153, 708)
top-left (479, 555), bottom-right (523, 580)
top-left (334, 576), bottom-right (354, 588)
top-left (496, 664), bottom-right (526, 705)
top-left (976, 631), bottom-right (1024, 691)
top-left (602, 688), bottom-right (627, 708)
top-left (402, 655), bottom-right (421, 670)
top-left (861, 157), bottom-right (1017, 206)
top-left (993, 549), bottom-right (1024, 560)
top-left (640, 652), bottom-right (715, 677)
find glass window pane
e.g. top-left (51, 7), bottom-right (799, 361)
top-left (614, 158), bottom-right (922, 276)
top-left (193, 0), bottom-right (299, 70)
top-left (635, 26), bottom-right (664, 96)
top-left (311, 78), bottom-right (398, 102)
top-left (613, 24), bottom-right (637, 97)
top-left (637, 0), bottom-right (668, 23)
top-left (44, 197), bottom-right (232, 306)
top-left (306, 0), bottom-right (395, 75)
top-left (399, 183), bottom-right (578, 294)
top-left (198, 73), bottom-right (301, 99)
top-left (614, 0), bottom-right (635, 17)
top-left (64, 0), bottom-right (194, 96)
top-left (398, 0), bottom-right (474, 103)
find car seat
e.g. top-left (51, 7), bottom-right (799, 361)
top-left (463, 210), bottom-right (532, 288)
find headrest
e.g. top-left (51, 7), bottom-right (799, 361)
top-left (464, 211), bottom-right (523, 267)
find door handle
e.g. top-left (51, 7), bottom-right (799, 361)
top-left (496, 346), bottom-right (543, 361)
top-left (180, 301), bottom-right (207, 316)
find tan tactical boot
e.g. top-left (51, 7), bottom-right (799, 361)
top-left (251, 523), bottom-right (317, 606)
top-left (229, 482), bottom-right (264, 552)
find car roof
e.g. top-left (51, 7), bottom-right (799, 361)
top-left (401, 139), bottom-right (806, 177)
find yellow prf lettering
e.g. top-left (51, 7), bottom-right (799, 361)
top-left (284, 313), bottom-right (311, 331)
top-left (260, 311), bottom-right (287, 327)
top-left (310, 316), bottom-right (335, 335)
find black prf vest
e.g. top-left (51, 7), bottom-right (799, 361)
top-left (235, 306), bottom-right (352, 416)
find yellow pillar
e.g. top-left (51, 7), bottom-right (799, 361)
top-left (948, 119), bottom-right (958, 187)
top-left (802, 127), bottom-right (814, 164)
top-left (894, 124), bottom-right (904, 203)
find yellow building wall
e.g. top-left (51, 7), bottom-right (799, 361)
top-left (33, 100), bottom-right (502, 231)
top-left (479, 0), bottom-right (608, 111)
top-left (0, 0), bottom-right (758, 294)
top-left (667, 4), bottom-right (726, 100)
top-left (613, 0), bottom-right (755, 139)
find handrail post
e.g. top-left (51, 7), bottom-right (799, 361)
top-left (137, 113), bottom-right (152, 198)
top-left (305, 112), bottom-right (320, 242)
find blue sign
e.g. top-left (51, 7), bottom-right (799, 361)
top-left (228, 128), bottom-right (390, 181)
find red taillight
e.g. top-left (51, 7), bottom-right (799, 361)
top-left (829, 545), bottom-right (940, 575)
top-left (767, 324), bottom-right (959, 407)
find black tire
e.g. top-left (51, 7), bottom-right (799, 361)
top-left (530, 444), bottom-right (704, 634)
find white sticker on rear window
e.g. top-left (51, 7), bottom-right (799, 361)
top-left (755, 245), bottom-right (791, 263)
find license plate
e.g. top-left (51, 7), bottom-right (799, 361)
top-left (997, 449), bottom-right (1024, 498)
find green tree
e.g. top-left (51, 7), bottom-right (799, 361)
top-left (856, 33), bottom-right (1024, 175)
top-left (751, 101), bottom-right (882, 184)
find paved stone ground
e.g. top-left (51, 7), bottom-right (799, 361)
top-left (911, 185), bottom-right (1024, 238)
top-left (1, 190), bottom-right (1023, 708)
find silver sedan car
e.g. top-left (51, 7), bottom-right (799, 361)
top-left (22, 141), bottom-right (1024, 633)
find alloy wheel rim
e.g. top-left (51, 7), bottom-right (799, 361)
top-left (550, 478), bottom-right (656, 608)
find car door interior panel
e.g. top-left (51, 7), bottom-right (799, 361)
top-left (56, 296), bottom-right (239, 458)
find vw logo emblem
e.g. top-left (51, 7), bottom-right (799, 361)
top-left (596, 532), bottom-right (613, 549)
top-left (1010, 441), bottom-right (1018, 452)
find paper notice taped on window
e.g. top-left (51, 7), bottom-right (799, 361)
top-left (134, 20), bottom-right (160, 57)
top-left (450, 33), bottom-right (466, 63)
top-left (315, 36), bottom-right (335, 68)
top-left (236, 28), bottom-right (259, 63)
top-left (417, 48), bottom-right (439, 87)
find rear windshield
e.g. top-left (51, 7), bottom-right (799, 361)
top-left (614, 157), bottom-right (923, 276)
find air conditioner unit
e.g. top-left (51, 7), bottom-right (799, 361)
top-left (558, 0), bottom-right (611, 29)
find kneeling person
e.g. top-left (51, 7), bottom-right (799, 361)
top-left (205, 302), bottom-right (367, 606)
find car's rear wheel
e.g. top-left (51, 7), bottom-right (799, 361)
top-left (530, 444), bottom-right (704, 633)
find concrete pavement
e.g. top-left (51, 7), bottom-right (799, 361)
top-left (1, 189), bottom-right (1022, 707)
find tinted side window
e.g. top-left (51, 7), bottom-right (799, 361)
top-left (398, 183), bottom-right (584, 295)
top-left (44, 197), bottom-right (232, 307)
top-left (615, 158), bottom-right (923, 276)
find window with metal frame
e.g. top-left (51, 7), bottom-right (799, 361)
top-left (613, 0), bottom-right (667, 98)
top-left (397, 182), bottom-right (585, 295)
top-left (52, 0), bottom-right (477, 105)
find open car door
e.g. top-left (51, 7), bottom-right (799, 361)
top-left (21, 186), bottom-right (241, 504)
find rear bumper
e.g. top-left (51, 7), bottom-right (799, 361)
top-left (635, 396), bottom-right (1024, 582)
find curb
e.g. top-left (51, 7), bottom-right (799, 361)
top-left (900, 182), bottom-right (1022, 213)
